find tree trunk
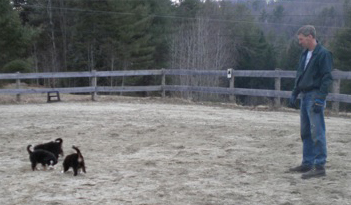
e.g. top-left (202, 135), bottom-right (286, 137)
top-left (48, 0), bottom-right (57, 87)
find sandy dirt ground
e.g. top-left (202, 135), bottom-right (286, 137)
top-left (0, 94), bottom-right (351, 205)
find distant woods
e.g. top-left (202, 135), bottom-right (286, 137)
top-left (1, 0), bottom-right (351, 106)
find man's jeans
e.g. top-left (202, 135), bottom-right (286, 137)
top-left (300, 90), bottom-right (327, 168)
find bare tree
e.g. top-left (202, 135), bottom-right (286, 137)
top-left (170, 16), bottom-right (234, 101)
top-left (47, 0), bottom-right (58, 87)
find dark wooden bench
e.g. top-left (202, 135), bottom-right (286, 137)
top-left (47, 91), bottom-right (61, 103)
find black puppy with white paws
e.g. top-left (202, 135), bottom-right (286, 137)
top-left (34, 138), bottom-right (64, 159)
top-left (63, 146), bottom-right (86, 176)
top-left (27, 145), bottom-right (58, 171)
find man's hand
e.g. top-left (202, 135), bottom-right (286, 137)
top-left (288, 95), bottom-right (298, 109)
top-left (313, 99), bottom-right (325, 113)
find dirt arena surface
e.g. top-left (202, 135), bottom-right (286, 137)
top-left (0, 94), bottom-right (351, 205)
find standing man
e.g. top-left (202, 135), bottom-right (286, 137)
top-left (287, 25), bottom-right (333, 179)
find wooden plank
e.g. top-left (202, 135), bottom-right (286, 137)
top-left (0, 86), bottom-right (161, 95)
top-left (91, 70), bottom-right (97, 101)
top-left (274, 73), bottom-right (281, 107)
top-left (331, 70), bottom-right (351, 80)
top-left (97, 86), bottom-right (162, 92)
top-left (163, 85), bottom-right (291, 97)
top-left (0, 70), bottom-right (163, 80)
top-left (164, 69), bottom-right (349, 79)
top-left (0, 87), bottom-right (95, 94)
top-left (327, 93), bottom-right (351, 104)
top-left (0, 72), bottom-right (93, 80)
top-left (231, 70), bottom-right (296, 78)
top-left (16, 73), bottom-right (21, 102)
top-left (164, 69), bottom-right (226, 76)
top-left (161, 69), bottom-right (166, 98)
top-left (163, 69), bottom-right (296, 78)
top-left (163, 85), bottom-right (351, 103)
top-left (96, 70), bottom-right (163, 77)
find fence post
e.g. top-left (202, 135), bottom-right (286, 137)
top-left (228, 68), bottom-right (236, 102)
top-left (274, 68), bottom-right (281, 107)
top-left (16, 72), bottom-right (21, 102)
top-left (161, 68), bottom-right (166, 98)
top-left (332, 69), bottom-right (340, 114)
top-left (91, 70), bottom-right (97, 101)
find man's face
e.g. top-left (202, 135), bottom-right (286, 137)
top-left (298, 34), bottom-right (311, 49)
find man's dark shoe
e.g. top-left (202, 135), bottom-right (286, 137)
top-left (301, 167), bottom-right (326, 179)
top-left (288, 165), bottom-right (312, 173)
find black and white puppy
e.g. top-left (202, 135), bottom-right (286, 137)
top-left (27, 145), bottom-right (58, 171)
top-left (34, 138), bottom-right (64, 159)
top-left (62, 146), bottom-right (86, 176)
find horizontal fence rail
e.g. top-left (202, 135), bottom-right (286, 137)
top-left (1, 69), bottom-right (350, 112)
top-left (0, 87), bottom-right (95, 94)
top-left (0, 70), bottom-right (164, 80)
top-left (1, 69), bottom-right (350, 80)
top-left (163, 85), bottom-right (292, 98)
top-left (164, 69), bottom-right (351, 79)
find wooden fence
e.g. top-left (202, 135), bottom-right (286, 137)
top-left (1, 69), bottom-right (351, 112)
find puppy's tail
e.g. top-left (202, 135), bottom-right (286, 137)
top-left (27, 145), bottom-right (32, 155)
top-left (55, 138), bottom-right (63, 144)
top-left (72, 145), bottom-right (82, 157)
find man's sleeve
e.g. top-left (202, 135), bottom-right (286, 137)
top-left (317, 51), bottom-right (333, 100)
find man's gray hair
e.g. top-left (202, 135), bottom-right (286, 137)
top-left (297, 25), bottom-right (316, 38)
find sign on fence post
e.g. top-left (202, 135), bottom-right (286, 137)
top-left (227, 68), bottom-right (236, 102)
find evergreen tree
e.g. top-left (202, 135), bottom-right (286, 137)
top-left (279, 38), bottom-right (302, 91)
top-left (331, 8), bottom-right (351, 103)
top-left (332, 29), bottom-right (351, 72)
top-left (104, 0), bottom-right (170, 87)
top-left (280, 38), bottom-right (302, 71)
top-left (332, 7), bottom-right (351, 72)
top-left (235, 28), bottom-right (276, 89)
top-left (0, 0), bottom-right (34, 72)
top-left (177, 0), bottom-right (202, 18)
top-left (20, 0), bottom-right (75, 75)
top-left (270, 5), bottom-right (285, 23)
top-left (259, 9), bottom-right (268, 23)
top-left (107, 1), bottom-right (154, 68)
top-left (147, 0), bottom-right (173, 69)
top-left (222, 4), bottom-right (276, 89)
top-left (70, 0), bottom-right (170, 72)
top-left (69, 0), bottom-right (112, 72)
top-left (17, 0), bottom-right (173, 88)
